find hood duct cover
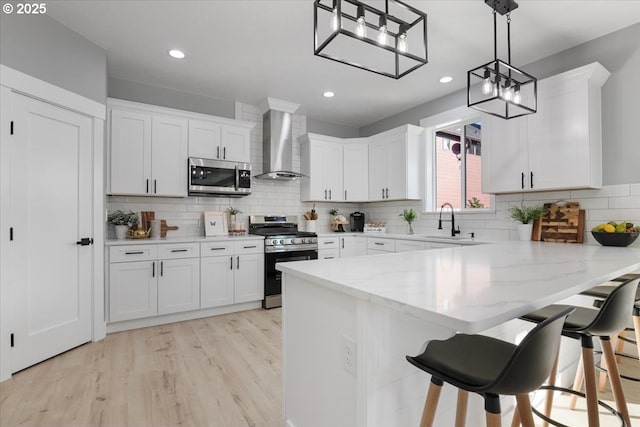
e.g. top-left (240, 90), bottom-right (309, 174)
top-left (255, 101), bottom-right (307, 181)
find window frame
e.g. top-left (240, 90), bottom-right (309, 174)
top-left (420, 105), bottom-right (495, 214)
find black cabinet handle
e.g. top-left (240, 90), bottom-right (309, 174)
top-left (210, 247), bottom-right (226, 251)
top-left (530, 171), bottom-right (534, 188)
top-left (344, 190), bottom-right (347, 200)
top-left (160, 261), bottom-right (163, 277)
top-left (386, 188), bottom-right (389, 199)
top-left (324, 189), bottom-right (327, 200)
top-left (382, 188), bottom-right (385, 199)
top-left (374, 242), bottom-right (384, 246)
top-left (76, 238), bottom-right (93, 246)
top-left (230, 256), bottom-right (233, 270)
top-left (154, 179), bottom-right (157, 194)
top-left (329, 189), bottom-right (332, 200)
top-left (223, 147), bottom-right (226, 159)
top-left (521, 172), bottom-right (525, 189)
top-left (341, 238), bottom-right (344, 249)
top-left (217, 146), bottom-right (220, 159)
top-left (146, 179), bottom-right (149, 193)
top-left (237, 256), bottom-right (240, 269)
top-left (125, 251), bottom-right (144, 255)
top-left (171, 249), bottom-right (188, 253)
top-left (243, 245), bottom-right (257, 249)
top-left (152, 261), bottom-right (155, 277)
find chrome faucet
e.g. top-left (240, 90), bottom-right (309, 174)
top-left (438, 202), bottom-right (461, 237)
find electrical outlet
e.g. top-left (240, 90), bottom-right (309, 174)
top-left (342, 334), bottom-right (357, 376)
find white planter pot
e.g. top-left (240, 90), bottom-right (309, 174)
top-left (517, 223), bottom-right (533, 241)
top-left (115, 224), bottom-right (129, 240)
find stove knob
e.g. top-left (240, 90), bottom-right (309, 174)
top-left (277, 239), bottom-right (283, 245)
top-left (304, 238), bottom-right (311, 244)
top-left (311, 237), bottom-right (317, 243)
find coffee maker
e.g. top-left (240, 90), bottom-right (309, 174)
top-left (350, 212), bottom-right (365, 232)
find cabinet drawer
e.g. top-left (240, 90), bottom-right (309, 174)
top-left (110, 245), bottom-right (157, 263)
top-left (233, 240), bottom-right (264, 255)
top-left (157, 243), bottom-right (199, 259)
top-left (201, 241), bottom-right (233, 257)
top-left (318, 249), bottom-right (340, 260)
top-left (367, 238), bottom-right (396, 252)
top-left (318, 237), bottom-right (339, 249)
top-left (396, 240), bottom-right (426, 252)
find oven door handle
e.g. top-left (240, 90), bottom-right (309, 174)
top-left (235, 164), bottom-right (239, 190)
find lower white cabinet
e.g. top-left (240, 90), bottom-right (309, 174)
top-left (200, 240), bottom-right (264, 308)
top-left (109, 243), bottom-right (199, 322)
top-left (318, 235), bottom-right (367, 259)
top-left (396, 240), bottom-right (427, 252)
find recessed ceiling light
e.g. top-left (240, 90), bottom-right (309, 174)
top-left (440, 76), bottom-right (453, 83)
top-left (169, 49), bottom-right (185, 59)
top-left (323, 91), bottom-right (335, 98)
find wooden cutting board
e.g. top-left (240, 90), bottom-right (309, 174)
top-left (160, 220), bottom-right (179, 238)
top-left (532, 202), bottom-right (585, 243)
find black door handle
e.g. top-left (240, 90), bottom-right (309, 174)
top-left (76, 238), bottom-right (93, 246)
top-left (530, 171), bottom-right (534, 188)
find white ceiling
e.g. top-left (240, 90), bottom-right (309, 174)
top-left (47, 1), bottom-right (640, 128)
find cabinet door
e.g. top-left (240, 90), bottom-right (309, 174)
top-left (234, 253), bottom-right (264, 303)
top-left (368, 139), bottom-right (388, 201)
top-left (221, 124), bottom-right (251, 163)
top-left (343, 143), bottom-right (368, 201)
top-left (339, 236), bottom-right (356, 258)
top-left (201, 255), bottom-right (235, 308)
top-left (318, 249), bottom-right (340, 260)
top-left (354, 236), bottom-right (367, 256)
top-left (302, 140), bottom-right (343, 201)
top-left (151, 116), bottom-right (188, 197)
top-left (324, 142), bottom-right (344, 201)
top-left (188, 119), bottom-right (221, 159)
top-left (527, 78), bottom-right (591, 191)
top-left (109, 109), bottom-right (152, 195)
top-left (386, 135), bottom-right (407, 200)
top-left (157, 258), bottom-right (200, 315)
top-left (109, 261), bottom-right (157, 322)
top-left (481, 114), bottom-right (528, 193)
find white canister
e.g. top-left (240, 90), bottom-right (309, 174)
top-left (306, 220), bottom-right (317, 233)
top-left (150, 219), bottom-right (161, 239)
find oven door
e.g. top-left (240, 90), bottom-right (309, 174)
top-left (264, 249), bottom-right (318, 309)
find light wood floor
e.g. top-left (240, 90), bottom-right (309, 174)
top-left (0, 309), bottom-right (283, 427)
top-left (1, 309), bottom-right (638, 427)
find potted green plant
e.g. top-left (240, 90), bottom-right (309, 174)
top-left (227, 206), bottom-right (242, 231)
top-left (399, 208), bottom-right (418, 234)
top-left (508, 204), bottom-right (545, 240)
top-left (107, 210), bottom-right (139, 239)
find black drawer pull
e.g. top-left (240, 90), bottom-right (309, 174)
top-left (374, 242), bottom-right (384, 246)
top-left (243, 245), bottom-right (257, 249)
top-left (171, 249), bottom-right (188, 253)
top-left (324, 241), bottom-right (335, 245)
top-left (210, 247), bottom-right (226, 251)
top-left (125, 251), bottom-right (144, 255)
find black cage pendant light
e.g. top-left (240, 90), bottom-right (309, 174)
top-left (467, 0), bottom-right (537, 119)
top-left (313, 0), bottom-right (427, 79)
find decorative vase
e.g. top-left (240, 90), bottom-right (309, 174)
top-left (517, 223), bottom-right (533, 241)
top-left (407, 223), bottom-right (414, 235)
top-left (229, 214), bottom-right (237, 232)
top-left (115, 224), bottom-right (129, 240)
top-left (306, 220), bottom-right (316, 233)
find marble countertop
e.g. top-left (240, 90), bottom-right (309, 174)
top-left (277, 241), bottom-right (640, 333)
top-left (315, 232), bottom-right (487, 245)
top-left (105, 234), bottom-right (264, 246)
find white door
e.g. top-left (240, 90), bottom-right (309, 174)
top-left (386, 135), bottom-right (407, 200)
top-left (368, 139), bottom-right (387, 200)
top-left (188, 119), bottom-right (221, 159)
top-left (220, 125), bottom-right (250, 163)
top-left (343, 143), bottom-right (368, 202)
top-left (324, 141), bottom-right (344, 201)
top-left (109, 109), bottom-right (151, 195)
top-left (234, 254), bottom-right (264, 304)
top-left (10, 93), bottom-right (93, 373)
top-left (151, 115), bottom-right (187, 197)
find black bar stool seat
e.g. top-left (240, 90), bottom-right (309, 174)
top-left (407, 308), bottom-right (573, 427)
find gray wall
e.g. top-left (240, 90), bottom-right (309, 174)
top-left (307, 117), bottom-right (360, 138)
top-left (359, 23), bottom-right (640, 186)
top-left (108, 77), bottom-right (235, 119)
top-left (0, 14), bottom-right (107, 104)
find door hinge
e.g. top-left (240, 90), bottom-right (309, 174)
top-left (9, 227), bottom-right (13, 241)
top-left (10, 121), bottom-right (14, 135)
top-left (10, 333), bottom-right (14, 347)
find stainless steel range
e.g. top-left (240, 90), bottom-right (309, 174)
top-left (249, 215), bottom-right (318, 309)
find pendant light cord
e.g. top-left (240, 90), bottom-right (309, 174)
top-left (507, 13), bottom-right (511, 64)
top-left (493, 9), bottom-right (497, 61)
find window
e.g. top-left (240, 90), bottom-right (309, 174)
top-left (423, 113), bottom-right (493, 212)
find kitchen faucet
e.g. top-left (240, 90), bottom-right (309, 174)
top-left (438, 202), bottom-right (461, 237)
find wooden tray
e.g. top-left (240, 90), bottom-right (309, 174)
top-left (532, 202), bottom-right (585, 243)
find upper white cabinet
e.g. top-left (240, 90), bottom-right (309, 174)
top-left (300, 134), bottom-right (344, 202)
top-left (108, 99), bottom-right (254, 197)
top-left (343, 141), bottom-right (369, 202)
top-left (188, 119), bottom-right (251, 163)
top-left (368, 125), bottom-right (424, 201)
top-left (482, 63), bottom-right (610, 194)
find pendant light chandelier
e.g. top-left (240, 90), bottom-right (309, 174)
top-left (313, 0), bottom-right (427, 79)
top-left (467, 0), bottom-right (537, 119)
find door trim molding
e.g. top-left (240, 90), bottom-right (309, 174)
top-left (0, 67), bottom-right (106, 382)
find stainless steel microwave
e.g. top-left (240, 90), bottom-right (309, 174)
top-left (188, 158), bottom-right (251, 197)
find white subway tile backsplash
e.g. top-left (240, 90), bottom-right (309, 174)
top-left (570, 184), bottom-right (629, 199)
top-left (608, 196), bottom-right (640, 209)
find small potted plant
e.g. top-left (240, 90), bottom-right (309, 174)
top-left (227, 206), bottom-right (242, 231)
top-left (509, 204), bottom-right (545, 240)
top-left (399, 208), bottom-right (418, 234)
top-left (107, 210), bottom-right (139, 240)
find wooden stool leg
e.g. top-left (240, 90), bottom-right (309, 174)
top-left (515, 394), bottom-right (536, 427)
top-left (569, 354), bottom-right (584, 410)
top-left (581, 345), bottom-right (600, 427)
top-left (633, 314), bottom-right (640, 360)
top-left (455, 389), bottom-right (469, 427)
top-left (485, 412), bottom-right (501, 427)
top-left (616, 329), bottom-right (626, 360)
top-left (598, 334), bottom-right (619, 392)
top-left (510, 404), bottom-right (521, 427)
top-left (420, 379), bottom-right (443, 427)
top-left (601, 338), bottom-right (632, 427)
top-left (542, 350), bottom-right (560, 427)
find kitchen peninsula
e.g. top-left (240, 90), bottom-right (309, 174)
top-left (277, 241), bottom-right (640, 427)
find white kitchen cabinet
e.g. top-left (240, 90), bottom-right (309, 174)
top-left (482, 62), bottom-right (610, 194)
top-left (343, 142), bottom-right (369, 202)
top-left (157, 258), bottom-right (200, 315)
top-left (109, 107), bottom-right (187, 197)
top-left (188, 120), bottom-right (251, 163)
top-left (109, 259), bottom-right (157, 322)
top-left (234, 253), bottom-right (264, 303)
top-left (339, 236), bottom-right (356, 258)
top-left (367, 237), bottom-right (396, 254)
top-left (396, 240), bottom-right (427, 252)
top-left (318, 236), bottom-right (340, 259)
top-left (368, 125), bottom-right (424, 201)
top-left (200, 253), bottom-right (235, 308)
top-left (300, 134), bottom-right (344, 201)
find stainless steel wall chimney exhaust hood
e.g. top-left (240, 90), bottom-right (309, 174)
top-left (255, 98), bottom-right (307, 181)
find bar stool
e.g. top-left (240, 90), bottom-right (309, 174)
top-left (514, 277), bottom-right (639, 427)
top-left (406, 307), bottom-right (574, 427)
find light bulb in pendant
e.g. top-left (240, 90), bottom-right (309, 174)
top-left (481, 70), bottom-right (492, 95)
top-left (377, 15), bottom-right (387, 45)
top-left (398, 25), bottom-right (408, 53)
top-left (355, 5), bottom-right (366, 38)
top-left (502, 81), bottom-right (514, 101)
top-left (513, 84), bottom-right (522, 104)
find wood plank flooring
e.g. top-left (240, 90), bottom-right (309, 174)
top-left (1, 308), bottom-right (638, 427)
top-left (0, 309), bottom-right (283, 427)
